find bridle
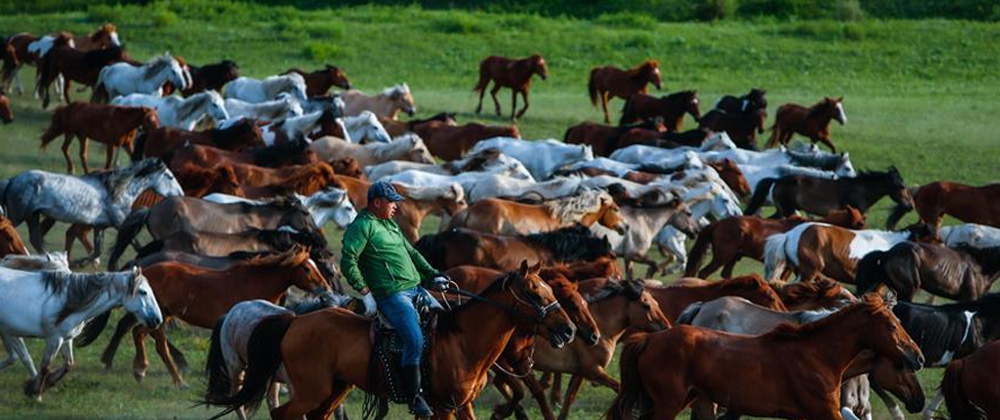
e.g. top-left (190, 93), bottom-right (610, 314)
top-left (442, 272), bottom-right (562, 323)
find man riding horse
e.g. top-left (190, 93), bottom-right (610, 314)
top-left (340, 181), bottom-right (450, 417)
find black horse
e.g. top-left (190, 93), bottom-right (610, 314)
top-left (698, 108), bottom-right (766, 150)
top-left (856, 244), bottom-right (1000, 302)
top-left (744, 166), bottom-right (914, 218)
top-left (716, 88), bottom-right (768, 115)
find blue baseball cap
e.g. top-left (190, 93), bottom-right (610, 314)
top-left (368, 181), bottom-right (405, 203)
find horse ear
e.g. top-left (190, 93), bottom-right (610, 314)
top-left (837, 96), bottom-right (844, 102)
top-left (518, 260), bottom-right (530, 277)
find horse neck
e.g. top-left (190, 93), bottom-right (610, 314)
top-left (117, 176), bottom-right (157, 208)
top-left (437, 289), bottom-right (522, 383)
top-left (773, 310), bottom-right (875, 372)
top-left (227, 264), bottom-right (305, 298)
top-left (60, 273), bottom-right (128, 327)
top-left (592, 295), bottom-right (633, 343)
top-left (176, 95), bottom-right (207, 127)
top-left (856, 176), bottom-right (893, 207)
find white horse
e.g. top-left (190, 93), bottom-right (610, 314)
top-left (0, 252), bottom-right (70, 272)
top-left (343, 83), bottom-right (416, 119)
top-left (112, 90), bottom-right (229, 130)
top-left (652, 182), bottom-right (745, 275)
top-left (609, 147), bottom-right (706, 172)
top-left (0, 159), bottom-right (185, 266)
top-left (591, 198), bottom-right (699, 280)
top-left (224, 92), bottom-right (303, 122)
top-left (224, 73), bottom-right (307, 104)
top-left (94, 53), bottom-right (188, 100)
top-left (939, 224), bottom-right (1000, 249)
top-left (0, 266), bottom-right (161, 398)
top-left (342, 110), bottom-right (392, 144)
top-left (260, 110), bottom-right (329, 146)
top-left (366, 148), bottom-right (534, 182)
top-left (470, 137), bottom-right (594, 181)
top-left (309, 134), bottom-right (435, 166)
top-left (202, 187), bottom-right (357, 229)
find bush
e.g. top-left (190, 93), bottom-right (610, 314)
top-left (697, 0), bottom-right (740, 21)
top-left (594, 13), bottom-right (659, 30)
top-left (302, 42), bottom-right (350, 61)
top-left (431, 13), bottom-right (492, 34)
top-left (152, 9), bottom-right (180, 28)
top-left (87, 4), bottom-right (125, 23)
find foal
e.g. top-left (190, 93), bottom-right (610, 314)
top-left (473, 54), bottom-right (548, 121)
top-left (40, 102), bottom-right (159, 173)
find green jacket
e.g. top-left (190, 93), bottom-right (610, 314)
top-left (340, 209), bottom-right (438, 299)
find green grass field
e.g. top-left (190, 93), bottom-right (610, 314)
top-left (0, 3), bottom-right (998, 419)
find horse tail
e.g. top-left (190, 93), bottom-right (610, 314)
top-left (942, 359), bottom-right (986, 420)
top-left (107, 208), bottom-right (150, 271)
top-left (90, 69), bottom-right (109, 103)
top-left (205, 313), bottom-right (293, 419)
top-left (744, 177), bottom-right (777, 216)
top-left (886, 185), bottom-right (919, 230)
top-left (75, 310), bottom-right (112, 347)
top-left (203, 316), bottom-right (232, 405)
top-left (765, 120), bottom-right (780, 149)
top-left (472, 59), bottom-right (490, 93)
top-left (853, 250), bottom-right (887, 295)
top-left (684, 223), bottom-right (716, 277)
top-left (606, 333), bottom-right (652, 420)
top-left (40, 107), bottom-right (65, 150)
top-left (763, 233), bottom-right (789, 282)
top-left (588, 68), bottom-right (600, 107)
top-left (675, 302), bottom-right (704, 325)
top-left (130, 129), bottom-right (150, 162)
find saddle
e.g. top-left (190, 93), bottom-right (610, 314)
top-left (368, 289), bottom-right (442, 405)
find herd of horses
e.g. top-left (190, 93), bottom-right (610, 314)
top-left (0, 22), bottom-right (999, 420)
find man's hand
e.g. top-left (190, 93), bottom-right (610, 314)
top-left (429, 272), bottom-right (451, 292)
top-left (361, 292), bottom-right (377, 317)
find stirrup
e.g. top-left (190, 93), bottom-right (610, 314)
top-left (409, 394), bottom-right (432, 417)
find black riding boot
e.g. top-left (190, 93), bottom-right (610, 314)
top-left (401, 365), bottom-right (432, 417)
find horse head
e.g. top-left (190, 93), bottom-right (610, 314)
top-left (625, 280), bottom-right (671, 332)
top-left (667, 199), bottom-right (700, 238)
top-left (530, 54), bottom-right (548, 80)
top-left (545, 273), bottom-right (601, 345)
top-left (403, 134), bottom-right (436, 164)
top-left (747, 88), bottom-right (768, 110)
top-left (311, 187), bottom-right (357, 228)
top-left (508, 260), bottom-right (574, 348)
top-left (886, 166), bottom-right (914, 210)
top-left (94, 23), bottom-right (120, 47)
top-left (386, 83), bottom-right (416, 116)
top-left (684, 90), bottom-right (701, 122)
top-left (121, 266), bottom-right (163, 329)
top-left (642, 60), bottom-right (661, 90)
top-left (279, 245), bottom-right (334, 296)
top-left (856, 293), bottom-right (924, 371)
top-left (139, 107), bottom-right (160, 131)
top-left (162, 53), bottom-right (190, 91)
top-left (137, 158), bottom-right (184, 198)
top-left (324, 64), bottom-right (351, 90)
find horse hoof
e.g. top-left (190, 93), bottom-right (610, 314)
top-left (132, 370), bottom-right (145, 383)
top-left (103, 363), bottom-right (113, 371)
top-left (176, 382), bottom-right (189, 391)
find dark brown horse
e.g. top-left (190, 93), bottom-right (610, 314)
top-left (0, 87), bottom-right (11, 124)
top-left (380, 111), bottom-right (457, 138)
top-left (686, 207), bottom-right (867, 279)
top-left (414, 225), bottom-right (613, 271)
top-left (563, 118), bottom-right (665, 157)
top-left (285, 64), bottom-right (350, 97)
top-left (698, 108), bottom-right (766, 150)
top-left (36, 34), bottom-right (128, 108)
top-left (131, 118), bottom-right (263, 160)
top-left (856, 243), bottom-right (1000, 302)
top-left (167, 140), bottom-right (317, 173)
top-left (607, 294), bottom-right (923, 420)
top-left (616, 127), bottom-right (711, 151)
top-left (473, 54), bottom-right (548, 121)
top-left (40, 102), bottom-right (159, 173)
top-left (182, 59), bottom-right (239, 96)
top-left (887, 181), bottom-right (1000, 231)
top-left (942, 339), bottom-right (1000, 420)
top-left (715, 88), bottom-right (767, 116)
top-left (4, 24), bottom-right (120, 94)
top-left (768, 96), bottom-right (847, 152)
top-left (588, 60), bottom-right (662, 123)
top-left (414, 121), bottom-right (521, 161)
top-left (618, 90), bottom-right (700, 130)
top-left (745, 167), bottom-right (914, 218)
top-left (0, 38), bottom-right (17, 93)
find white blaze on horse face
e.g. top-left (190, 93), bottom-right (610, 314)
top-left (836, 102), bottom-right (848, 124)
top-left (110, 31), bottom-right (121, 46)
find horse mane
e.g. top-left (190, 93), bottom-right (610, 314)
top-left (629, 60), bottom-right (659, 81)
top-left (84, 158), bottom-right (165, 202)
top-left (585, 279), bottom-right (644, 303)
top-left (808, 98), bottom-right (837, 118)
top-left (763, 296), bottom-right (892, 340)
top-left (778, 278), bottom-right (845, 303)
top-left (381, 83), bottom-right (409, 98)
top-left (175, 91), bottom-right (217, 124)
top-left (544, 190), bottom-right (613, 225)
top-left (0, 252), bottom-right (68, 271)
top-left (235, 246), bottom-right (309, 269)
top-left (42, 270), bottom-right (123, 322)
top-left (522, 224), bottom-right (604, 261)
top-left (400, 181), bottom-right (463, 203)
top-left (143, 53), bottom-right (175, 79)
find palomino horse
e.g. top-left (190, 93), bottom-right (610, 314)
top-left (448, 190), bottom-right (626, 236)
top-left (767, 96), bottom-right (847, 152)
top-left (563, 118), bottom-right (666, 157)
top-left (343, 83), bottom-right (416, 119)
top-left (112, 90), bottom-right (230, 130)
top-left (0, 215), bottom-right (28, 257)
top-left (588, 60), bottom-right (662, 123)
top-left (607, 294), bottom-right (923, 420)
top-left (414, 225), bottom-right (613, 271)
top-left (223, 73), bottom-right (307, 103)
top-left (745, 166), bottom-right (914, 218)
top-left (0, 266), bottom-right (160, 398)
top-left (36, 34), bottom-right (128, 108)
top-left (943, 340), bottom-right (1000, 420)
top-left (0, 87), bottom-right (12, 124)
top-left (224, 93), bottom-right (303, 122)
top-left (0, 159), bottom-right (184, 267)
top-left (474, 54), bottom-right (548, 121)
top-left (334, 174), bottom-right (467, 243)
top-left (285, 64), bottom-right (351, 96)
top-left (887, 181), bottom-right (1000, 231)
top-left (379, 111), bottom-right (457, 138)
top-left (413, 121), bottom-right (521, 161)
top-left (92, 52), bottom-right (189, 101)
top-left (182, 59), bottom-right (239, 96)
top-left (4, 24), bottom-right (120, 95)
top-left (131, 117), bottom-right (263, 160)
top-left (309, 133), bottom-right (435, 166)
top-left (40, 102), bottom-right (160, 173)
top-left (618, 90), bottom-right (701, 130)
top-left (698, 107), bottom-right (767, 150)
top-left (856, 243), bottom-right (1000, 302)
top-left (685, 208), bottom-right (867, 279)
top-left (204, 261), bottom-right (575, 420)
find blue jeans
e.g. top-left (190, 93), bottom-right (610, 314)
top-left (377, 287), bottom-right (423, 367)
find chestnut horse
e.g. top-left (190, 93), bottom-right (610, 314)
top-left (607, 294), bottom-right (924, 420)
top-left (379, 112), bottom-right (457, 138)
top-left (131, 118), bottom-right (263, 160)
top-left (182, 59), bottom-right (239, 96)
top-left (887, 181), bottom-right (1000, 232)
top-left (285, 65), bottom-right (350, 96)
top-left (174, 161), bottom-right (338, 197)
top-left (588, 60), bottom-right (662, 123)
top-left (772, 278), bottom-right (858, 311)
top-left (0, 215), bottom-right (28, 257)
top-left (205, 261), bottom-right (575, 420)
top-left (335, 174), bottom-right (467, 243)
top-left (167, 141), bottom-right (317, 173)
top-left (942, 340), bottom-right (1000, 420)
top-left (447, 191), bottom-right (626, 236)
top-left (414, 225), bottom-right (613, 271)
top-left (767, 96), bottom-right (847, 152)
top-left (413, 122), bottom-right (521, 161)
top-left (563, 118), bottom-right (666, 157)
top-left (745, 166), bottom-right (914, 218)
top-left (618, 90), bottom-right (700, 130)
top-left (40, 102), bottom-right (159, 173)
top-left (685, 207), bottom-right (867, 279)
top-left (647, 275), bottom-right (787, 321)
top-left (473, 54), bottom-right (548, 121)
top-left (0, 87), bottom-right (12, 124)
top-left (36, 34), bottom-right (128, 108)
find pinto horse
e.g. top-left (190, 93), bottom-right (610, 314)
top-left (746, 166), bottom-right (913, 219)
top-left (943, 340), bottom-right (1000, 420)
top-left (182, 59), bottom-right (239, 96)
top-left (618, 90), bottom-right (700, 130)
top-left (447, 191), bottom-right (626, 236)
top-left (588, 60), bottom-right (662, 123)
top-left (3, 24), bottom-right (120, 95)
top-left (856, 243), bottom-right (1000, 302)
top-left (285, 64), bottom-right (350, 96)
top-left (607, 294), bottom-right (923, 420)
top-left (414, 225), bottom-right (613, 271)
top-left (887, 181), bottom-right (1000, 232)
top-left (473, 54), bottom-right (548, 121)
top-left (204, 261), bottom-right (575, 420)
top-left (413, 121), bottom-right (521, 161)
top-left (767, 96), bottom-right (847, 152)
top-left (36, 34), bottom-right (128, 108)
top-left (132, 118), bottom-right (263, 160)
top-left (685, 207), bottom-right (867, 279)
top-left (40, 102), bottom-right (159, 174)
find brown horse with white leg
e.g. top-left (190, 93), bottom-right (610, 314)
top-left (473, 54), bottom-right (548, 121)
top-left (35, 34), bottom-right (128, 108)
top-left (588, 60), bottom-right (662, 124)
top-left (768, 96), bottom-right (847, 152)
top-left (205, 261), bottom-right (575, 420)
top-left (285, 65), bottom-right (350, 96)
top-left (40, 102), bottom-right (159, 174)
top-left (887, 181), bottom-right (1000, 232)
top-left (618, 90), bottom-right (700, 130)
top-left (607, 294), bottom-right (924, 420)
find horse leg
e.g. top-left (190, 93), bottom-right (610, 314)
top-left (270, 379), bottom-right (337, 420)
top-left (0, 332), bottom-right (36, 378)
top-left (131, 324), bottom-right (150, 383)
top-left (601, 92), bottom-right (611, 124)
top-left (522, 373), bottom-right (557, 420)
top-left (62, 77), bottom-right (71, 104)
top-left (151, 326), bottom-right (188, 389)
top-left (922, 389), bottom-right (944, 420)
top-left (491, 373), bottom-right (519, 420)
top-left (78, 135), bottom-right (91, 174)
top-left (73, 227), bottom-right (103, 268)
top-left (870, 383), bottom-right (905, 420)
top-left (27, 212), bottom-right (46, 254)
top-left (303, 381), bottom-right (351, 420)
top-left (25, 336), bottom-right (63, 398)
top-left (44, 338), bottom-right (76, 389)
top-left (490, 85), bottom-right (502, 116)
top-left (516, 90), bottom-right (530, 120)
top-left (816, 135), bottom-right (837, 153)
top-left (476, 83), bottom-right (487, 114)
top-left (589, 367), bottom-right (621, 391)
top-left (550, 373), bottom-right (562, 406)
top-left (510, 90), bottom-right (518, 121)
top-left (720, 257), bottom-right (740, 279)
top-left (102, 312), bottom-right (138, 370)
top-left (61, 133), bottom-right (75, 174)
top-left (104, 142), bottom-right (115, 170)
top-left (556, 375), bottom-right (585, 420)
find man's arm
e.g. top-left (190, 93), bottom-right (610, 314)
top-left (340, 221), bottom-right (370, 293)
top-left (403, 238), bottom-right (438, 282)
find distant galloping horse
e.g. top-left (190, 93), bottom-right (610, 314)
top-left (619, 90), bottom-right (701, 131)
top-left (887, 181), bottom-right (1000, 232)
top-left (92, 52), bottom-right (189, 102)
top-left (224, 73), bottom-right (307, 104)
top-left (40, 102), bottom-right (160, 173)
top-left (768, 96), bottom-right (847, 152)
top-left (36, 34), bottom-right (128, 108)
top-left (474, 54), bottom-right (548, 121)
top-left (182, 59), bottom-right (239, 96)
top-left (285, 64), bottom-right (351, 96)
top-left (4, 24), bottom-right (120, 96)
top-left (588, 60), bottom-right (662, 123)
top-left (343, 83), bottom-right (416, 119)
top-left (715, 88), bottom-right (767, 115)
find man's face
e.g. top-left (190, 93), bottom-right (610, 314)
top-left (371, 197), bottom-right (398, 219)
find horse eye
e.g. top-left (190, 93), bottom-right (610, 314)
top-left (140, 290), bottom-right (148, 296)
